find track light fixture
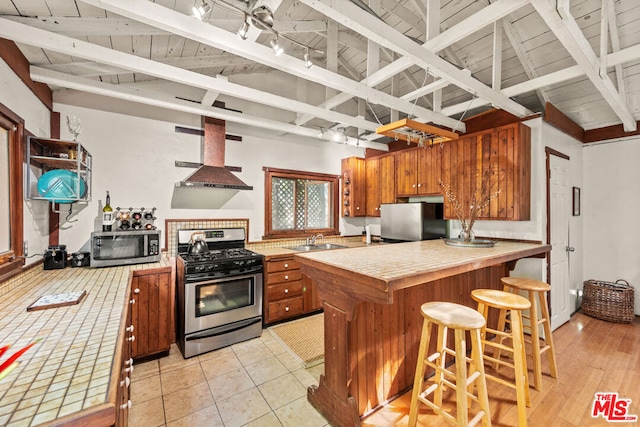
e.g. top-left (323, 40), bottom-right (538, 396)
top-left (270, 37), bottom-right (284, 56)
top-left (304, 48), bottom-right (313, 69)
top-left (192, 0), bottom-right (212, 20)
top-left (237, 14), bottom-right (250, 40)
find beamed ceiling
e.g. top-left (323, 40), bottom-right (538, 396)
top-left (1, 0), bottom-right (640, 149)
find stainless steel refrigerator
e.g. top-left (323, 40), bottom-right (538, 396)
top-left (380, 202), bottom-right (447, 242)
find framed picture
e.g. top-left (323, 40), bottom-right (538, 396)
top-left (572, 187), bottom-right (580, 216)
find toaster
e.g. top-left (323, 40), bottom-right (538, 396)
top-left (70, 251), bottom-right (91, 267)
top-left (44, 245), bottom-right (67, 270)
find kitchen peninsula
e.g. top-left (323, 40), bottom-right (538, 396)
top-left (295, 239), bottom-right (550, 427)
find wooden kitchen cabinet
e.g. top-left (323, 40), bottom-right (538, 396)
top-left (130, 267), bottom-right (173, 360)
top-left (341, 157), bottom-right (366, 217)
top-left (441, 122), bottom-right (531, 220)
top-left (264, 255), bottom-right (321, 325)
top-left (396, 145), bottom-right (443, 197)
top-left (115, 290), bottom-right (134, 427)
top-left (366, 155), bottom-right (396, 216)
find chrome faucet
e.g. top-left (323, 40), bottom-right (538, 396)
top-left (306, 234), bottom-right (324, 246)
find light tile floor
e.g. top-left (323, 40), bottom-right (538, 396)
top-left (129, 331), bottom-right (328, 427)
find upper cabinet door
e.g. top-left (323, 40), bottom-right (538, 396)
top-left (365, 157), bottom-right (381, 216)
top-left (441, 123), bottom-right (531, 221)
top-left (417, 145), bottom-right (443, 195)
top-left (395, 149), bottom-right (418, 196)
top-left (379, 155), bottom-right (396, 205)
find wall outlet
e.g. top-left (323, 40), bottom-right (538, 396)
top-left (23, 240), bottom-right (28, 257)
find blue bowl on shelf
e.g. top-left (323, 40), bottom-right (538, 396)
top-left (37, 169), bottom-right (87, 204)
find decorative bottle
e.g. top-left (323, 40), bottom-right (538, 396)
top-left (102, 191), bottom-right (113, 232)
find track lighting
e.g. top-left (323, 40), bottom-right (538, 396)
top-left (237, 14), bottom-right (250, 40)
top-left (192, 1), bottom-right (212, 20)
top-left (270, 37), bottom-right (284, 56)
top-left (304, 49), bottom-right (313, 69)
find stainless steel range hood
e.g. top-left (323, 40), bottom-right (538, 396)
top-left (176, 117), bottom-right (253, 190)
top-left (172, 117), bottom-right (252, 209)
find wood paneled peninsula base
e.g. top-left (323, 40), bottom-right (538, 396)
top-left (295, 240), bottom-right (550, 427)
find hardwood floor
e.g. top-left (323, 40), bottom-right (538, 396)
top-left (362, 311), bottom-right (640, 426)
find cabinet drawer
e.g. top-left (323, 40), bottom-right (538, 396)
top-left (267, 270), bottom-right (302, 284)
top-left (267, 281), bottom-right (303, 301)
top-left (268, 297), bottom-right (304, 322)
top-left (267, 258), bottom-right (300, 273)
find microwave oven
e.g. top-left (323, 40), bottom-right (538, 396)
top-left (90, 230), bottom-right (161, 267)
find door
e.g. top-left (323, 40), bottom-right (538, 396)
top-left (549, 153), bottom-right (571, 329)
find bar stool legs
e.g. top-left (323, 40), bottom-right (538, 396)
top-left (500, 277), bottom-right (559, 391)
top-left (408, 302), bottom-right (491, 427)
top-left (471, 289), bottom-right (531, 427)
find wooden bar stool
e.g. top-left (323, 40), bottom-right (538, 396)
top-left (408, 301), bottom-right (492, 427)
top-left (500, 277), bottom-right (559, 391)
top-left (471, 289), bottom-right (531, 427)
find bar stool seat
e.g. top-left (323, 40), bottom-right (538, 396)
top-left (500, 277), bottom-right (559, 391)
top-left (471, 289), bottom-right (531, 427)
top-left (408, 301), bottom-right (492, 427)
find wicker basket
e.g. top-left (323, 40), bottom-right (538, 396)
top-left (582, 279), bottom-right (635, 323)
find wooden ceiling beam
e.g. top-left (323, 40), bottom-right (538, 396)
top-left (300, 0), bottom-right (530, 119)
top-left (29, 67), bottom-right (390, 150)
top-left (79, 0), bottom-right (460, 131)
top-left (0, 18), bottom-right (380, 132)
top-left (531, 0), bottom-right (636, 132)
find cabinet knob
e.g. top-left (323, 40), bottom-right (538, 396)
top-left (284, 275), bottom-right (289, 280)
top-left (285, 306), bottom-right (290, 312)
top-left (412, 184), bottom-right (416, 188)
top-left (356, 207), bottom-right (360, 210)
top-left (125, 358), bottom-right (134, 367)
top-left (133, 288), bottom-right (140, 294)
top-left (120, 377), bottom-right (131, 388)
top-left (125, 365), bottom-right (134, 373)
top-left (126, 325), bottom-right (134, 333)
top-left (284, 288), bottom-right (289, 294)
top-left (121, 400), bottom-right (132, 410)
top-left (417, 183), bottom-right (422, 187)
top-left (130, 299), bottom-right (135, 304)
top-left (284, 263), bottom-right (289, 268)
top-left (128, 335), bottom-right (136, 342)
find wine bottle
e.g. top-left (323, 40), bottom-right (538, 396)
top-left (102, 191), bottom-right (113, 232)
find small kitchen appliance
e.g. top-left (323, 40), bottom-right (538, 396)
top-left (90, 229), bottom-right (161, 267)
top-left (380, 202), bottom-right (447, 242)
top-left (176, 227), bottom-right (263, 358)
top-left (70, 251), bottom-right (91, 267)
top-left (44, 245), bottom-right (67, 270)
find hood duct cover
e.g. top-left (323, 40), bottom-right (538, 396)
top-left (177, 117), bottom-right (253, 190)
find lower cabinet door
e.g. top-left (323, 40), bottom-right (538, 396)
top-left (131, 270), bottom-right (172, 359)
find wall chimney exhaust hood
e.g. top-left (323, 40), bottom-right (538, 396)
top-left (172, 117), bottom-right (252, 209)
top-left (175, 117), bottom-right (253, 190)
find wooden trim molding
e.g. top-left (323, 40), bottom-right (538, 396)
top-left (49, 111), bottom-right (61, 246)
top-left (0, 38), bottom-right (53, 111)
top-left (544, 103), bottom-right (585, 142)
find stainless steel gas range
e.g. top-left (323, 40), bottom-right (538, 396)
top-left (176, 228), bottom-right (263, 358)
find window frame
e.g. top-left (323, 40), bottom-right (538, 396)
top-left (0, 102), bottom-right (25, 278)
top-left (263, 167), bottom-right (340, 240)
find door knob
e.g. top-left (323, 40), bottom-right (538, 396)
top-left (566, 246), bottom-right (575, 252)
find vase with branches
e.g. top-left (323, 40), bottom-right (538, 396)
top-left (439, 177), bottom-right (501, 243)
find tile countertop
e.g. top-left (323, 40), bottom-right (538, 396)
top-left (0, 256), bottom-right (173, 427)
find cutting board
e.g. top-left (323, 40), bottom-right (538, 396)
top-left (27, 290), bottom-right (87, 312)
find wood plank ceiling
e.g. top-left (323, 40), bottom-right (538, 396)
top-left (1, 0), bottom-right (640, 148)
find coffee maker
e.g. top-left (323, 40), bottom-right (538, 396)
top-left (44, 245), bottom-right (67, 270)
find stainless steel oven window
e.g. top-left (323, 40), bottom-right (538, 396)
top-left (195, 278), bottom-right (255, 317)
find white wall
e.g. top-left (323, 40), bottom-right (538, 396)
top-left (583, 137), bottom-right (640, 314)
top-left (52, 101), bottom-right (365, 253)
top-left (0, 59), bottom-right (50, 266)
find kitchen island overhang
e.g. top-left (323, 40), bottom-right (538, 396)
top-left (295, 240), bottom-right (550, 427)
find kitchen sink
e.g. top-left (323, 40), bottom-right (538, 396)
top-left (289, 243), bottom-right (347, 252)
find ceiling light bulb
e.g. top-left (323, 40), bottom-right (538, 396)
top-left (237, 16), bottom-right (250, 40)
top-left (193, 2), bottom-right (211, 20)
top-left (304, 52), bottom-right (313, 69)
top-left (270, 39), bottom-right (284, 56)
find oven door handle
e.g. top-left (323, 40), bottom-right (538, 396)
top-left (185, 317), bottom-right (262, 341)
